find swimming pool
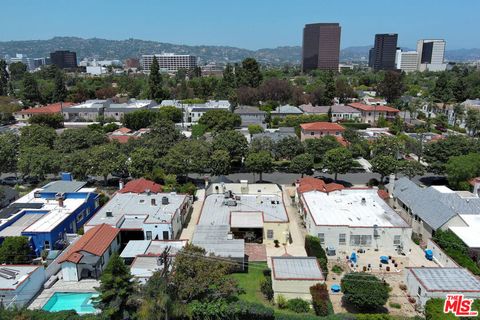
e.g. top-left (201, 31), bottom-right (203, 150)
top-left (42, 292), bottom-right (98, 314)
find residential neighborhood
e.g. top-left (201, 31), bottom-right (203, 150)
top-left (1, 2), bottom-right (480, 319)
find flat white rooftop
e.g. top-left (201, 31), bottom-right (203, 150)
top-left (0, 265), bottom-right (40, 290)
top-left (303, 189), bottom-right (409, 227)
top-left (450, 214), bottom-right (480, 248)
top-left (199, 193), bottom-right (288, 225)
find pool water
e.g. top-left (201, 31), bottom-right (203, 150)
top-left (42, 292), bottom-right (98, 314)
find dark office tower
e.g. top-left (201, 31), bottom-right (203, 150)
top-left (370, 34), bottom-right (398, 71)
top-left (50, 50), bottom-right (77, 69)
top-left (302, 23), bottom-right (341, 73)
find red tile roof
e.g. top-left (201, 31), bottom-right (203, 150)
top-left (297, 177), bottom-right (345, 194)
top-left (300, 122), bottom-right (345, 131)
top-left (116, 127), bottom-right (132, 134)
top-left (377, 189), bottom-right (389, 200)
top-left (118, 178), bottom-right (163, 194)
top-left (59, 224), bottom-right (119, 264)
top-left (348, 102), bottom-right (399, 113)
top-left (335, 136), bottom-right (348, 147)
top-left (16, 102), bottom-right (75, 114)
top-left (108, 135), bottom-right (137, 144)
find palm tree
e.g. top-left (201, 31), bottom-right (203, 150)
top-left (452, 103), bottom-right (465, 127)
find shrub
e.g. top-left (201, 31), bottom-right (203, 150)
top-left (260, 277), bottom-right (274, 301)
top-left (389, 302), bottom-right (401, 309)
top-left (190, 300), bottom-right (275, 320)
top-left (305, 235), bottom-right (328, 277)
top-left (286, 298), bottom-right (310, 313)
top-left (310, 283), bottom-right (331, 316)
top-left (277, 294), bottom-right (288, 309)
top-left (331, 265), bottom-right (343, 274)
top-left (341, 272), bottom-right (389, 312)
top-left (341, 122), bottom-right (371, 130)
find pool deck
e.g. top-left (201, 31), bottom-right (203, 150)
top-left (28, 277), bottom-right (99, 310)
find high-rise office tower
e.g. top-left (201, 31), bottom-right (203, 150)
top-left (416, 39), bottom-right (446, 72)
top-left (369, 34), bottom-right (398, 71)
top-left (50, 51), bottom-right (78, 69)
top-left (302, 23), bottom-right (341, 72)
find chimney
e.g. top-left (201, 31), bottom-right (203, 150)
top-left (119, 179), bottom-right (124, 190)
top-left (55, 192), bottom-right (65, 207)
top-left (151, 198), bottom-right (157, 206)
top-left (473, 178), bottom-right (480, 198)
top-left (387, 174), bottom-right (396, 195)
top-left (61, 172), bottom-right (73, 181)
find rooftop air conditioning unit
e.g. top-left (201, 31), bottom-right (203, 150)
top-left (162, 196), bottom-right (169, 205)
top-left (106, 211), bottom-right (113, 217)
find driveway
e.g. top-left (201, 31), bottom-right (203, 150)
top-left (179, 189), bottom-right (205, 241)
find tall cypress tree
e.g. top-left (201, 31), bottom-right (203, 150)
top-left (223, 63), bottom-right (236, 88)
top-left (148, 56), bottom-right (165, 101)
top-left (52, 70), bottom-right (67, 102)
top-left (0, 60), bottom-right (9, 96)
top-left (22, 73), bottom-right (41, 104)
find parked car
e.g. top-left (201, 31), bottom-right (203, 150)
top-left (0, 176), bottom-right (24, 186)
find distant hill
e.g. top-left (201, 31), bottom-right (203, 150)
top-left (0, 37), bottom-right (478, 65)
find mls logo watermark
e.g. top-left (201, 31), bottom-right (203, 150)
top-left (443, 294), bottom-right (478, 317)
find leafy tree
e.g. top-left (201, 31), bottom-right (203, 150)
top-left (273, 136), bottom-right (304, 160)
top-left (122, 109), bottom-right (158, 130)
top-left (237, 58), bottom-right (263, 88)
top-left (61, 150), bottom-right (91, 180)
top-left (52, 69), bottom-right (67, 102)
top-left (94, 253), bottom-right (137, 320)
top-left (212, 130), bottom-right (248, 163)
top-left (148, 56), bottom-right (167, 101)
top-left (191, 123), bottom-right (207, 138)
top-left (158, 105), bottom-right (182, 123)
top-left (19, 125), bottom-right (55, 151)
top-left (377, 71), bottom-right (405, 103)
top-left (323, 148), bottom-right (353, 180)
top-left (446, 153), bottom-right (480, 189)
top-left (245, 151), bottom-right (274, 182)
top-left (223, 63), bottom-right (236, 88)
top-left (258, 78), bottom-right (293, 103)
top-left (8, 61), bottom-right (27, 81)
top-left (22, 73), bottom-right (42, 104)
top-left (209, 150), bottom-right (231, 176)
top-left (370, 155), bottom-right (398, 183)
top-left (198, 109), bottom-right (241, 132)
top-left (162, 140), bottom-right (210, 178)
top-left (128, 147), bottom-right (160, 179)
top-left (324, 71), bottom-right (336, 103)
top-left (398, 160), bottom-right (426, 179)
top-left (432, 72), bottom-right (452, 103)
top-left (0, 60), bottom-right (8, 95)
top-left (289, 153), bottom-right (314, 177)
top-left (54, 127), bottom-right (107, 153)
top-left (248, 124), bottom-right (264, 135)
top-left (0, 236), bottom-right (33, 264)
top-left (142, 119), bottom-right (184, 158)
top-left (28, 113), bottom-right (64, 128)
top-left (18, 146), bottom-right (60, 179)
top-left (341, 272), bottom-right (389, 311)
top-left (0, 133), bottom-right (18, 175)
top-left (303, 136), bottom-right (341, 163)
top-left (171, 244), bottom-right (241, 302)
top-left (371, 136), bottom-right (404, 158)
top-left (250, 136), bottom-right (275, 154)
top-left (466, 109), bottom-right (480, 137)
top-left (88, 143), bottom-right (128, 185)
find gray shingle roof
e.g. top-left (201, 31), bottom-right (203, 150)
top-left (391, 177), bottom-right (480, 230)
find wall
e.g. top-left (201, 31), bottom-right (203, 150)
top-left (0, 267), bottom-right (46, 308)
top-left (263, 222), bottom-right (290, 245)
top-left (426, 239), bottom-right (458, 268)
top-left (61, 261), bottom-right (79, 282)
top-left (272, 278), bottom-right (321, 301)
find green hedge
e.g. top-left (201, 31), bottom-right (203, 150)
top-left (190, 300), bottom-right (275, 320)
top-left (433, 230), bottom-right (480, 275)
top-left (340, 123), bottom-right (371, 130)
top-left (305, 235), bottom-right (329, 278)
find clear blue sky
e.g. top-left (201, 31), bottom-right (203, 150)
top-left (1, 0), bottom-right (478, 50)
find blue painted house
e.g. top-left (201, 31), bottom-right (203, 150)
top-left (0, 174), bottom-right (100, 256)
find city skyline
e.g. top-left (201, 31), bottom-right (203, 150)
top-left (1, 0), bottom-right (479, 50)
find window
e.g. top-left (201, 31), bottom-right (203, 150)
top-left (267, 230), bottom-right (274, 239)
top-left (76, 211), bottom-right (84, 222)
top-left (318, 233), bottom-right (325, 245)
top-left (108, 246), bottom-right (112, 256)
top-left (146, 231), bottom-right (152, 240)
top-left (116, 235), bottom-right (120, 245)
top-left (339, 233), bottom-right (346, 245)
top-left (310, 131), bottom-right (314, 136)
top-left (44, 241), bottom-right (50, 250)
top-left (86, 208), bottom-right (90, 216)
top-left (417, 287), bottom-right (422, 295)
top-left (393, 235), bottom-right (401, 246)
top-left (350, 235), bottom-right (372, 246)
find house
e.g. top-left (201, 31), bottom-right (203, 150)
top-left (85, 190), bottom-right (191, 244)
top-left (271, 257), bottom-right (324, 300)
top-left (348, 102), bottom-right (400, 123)
top-left (448, 214), bottom-right (480, 261)
top-left (0, 265), bottom-right (46, 308)
top-left (103, 99), bottom-right (157, 121)
top-left (251, 127), bottom-right (297, 143)
top-left (357, 128), bottom-right (393, 141)
top-left (155, 100), bottom-right (231, 124)
top-left (14, 102), bottom-right (75, 122)
top-left (196, 181), bottom-right (289, 245)
top-left (120, 239), bottom-right (187, 283)
top-left (118, 178), bottom-right (163, 194)
top-left (406, 267), bottom-right (480, 307)
top-left (298, 177), bottom-right (411, 254)
top-left (234, 106), bottom-right (266, 128)
top-left (389, 177), bottom-right (480, 242)
top-left (0, 175), bottom-right (100, 255)
top-left (62, 99), bottom-right (111, 122)
top-left (59, 224), bottom-right (120, 281)
top-left (299, 104), bottom-right (361, 122)
top-left (462, 99), bottom-right (480, 111)
top-left (108, 128), bottom-right (150, 143)
top-left (299, 122), bottom-right (345, 142)
top-left (270, 105), bottom-right (303, 119)
top-left (363, 97), bottom-right (387, 106)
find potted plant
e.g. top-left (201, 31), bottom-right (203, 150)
top-left (274, 240), bottom-right (280, 248)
